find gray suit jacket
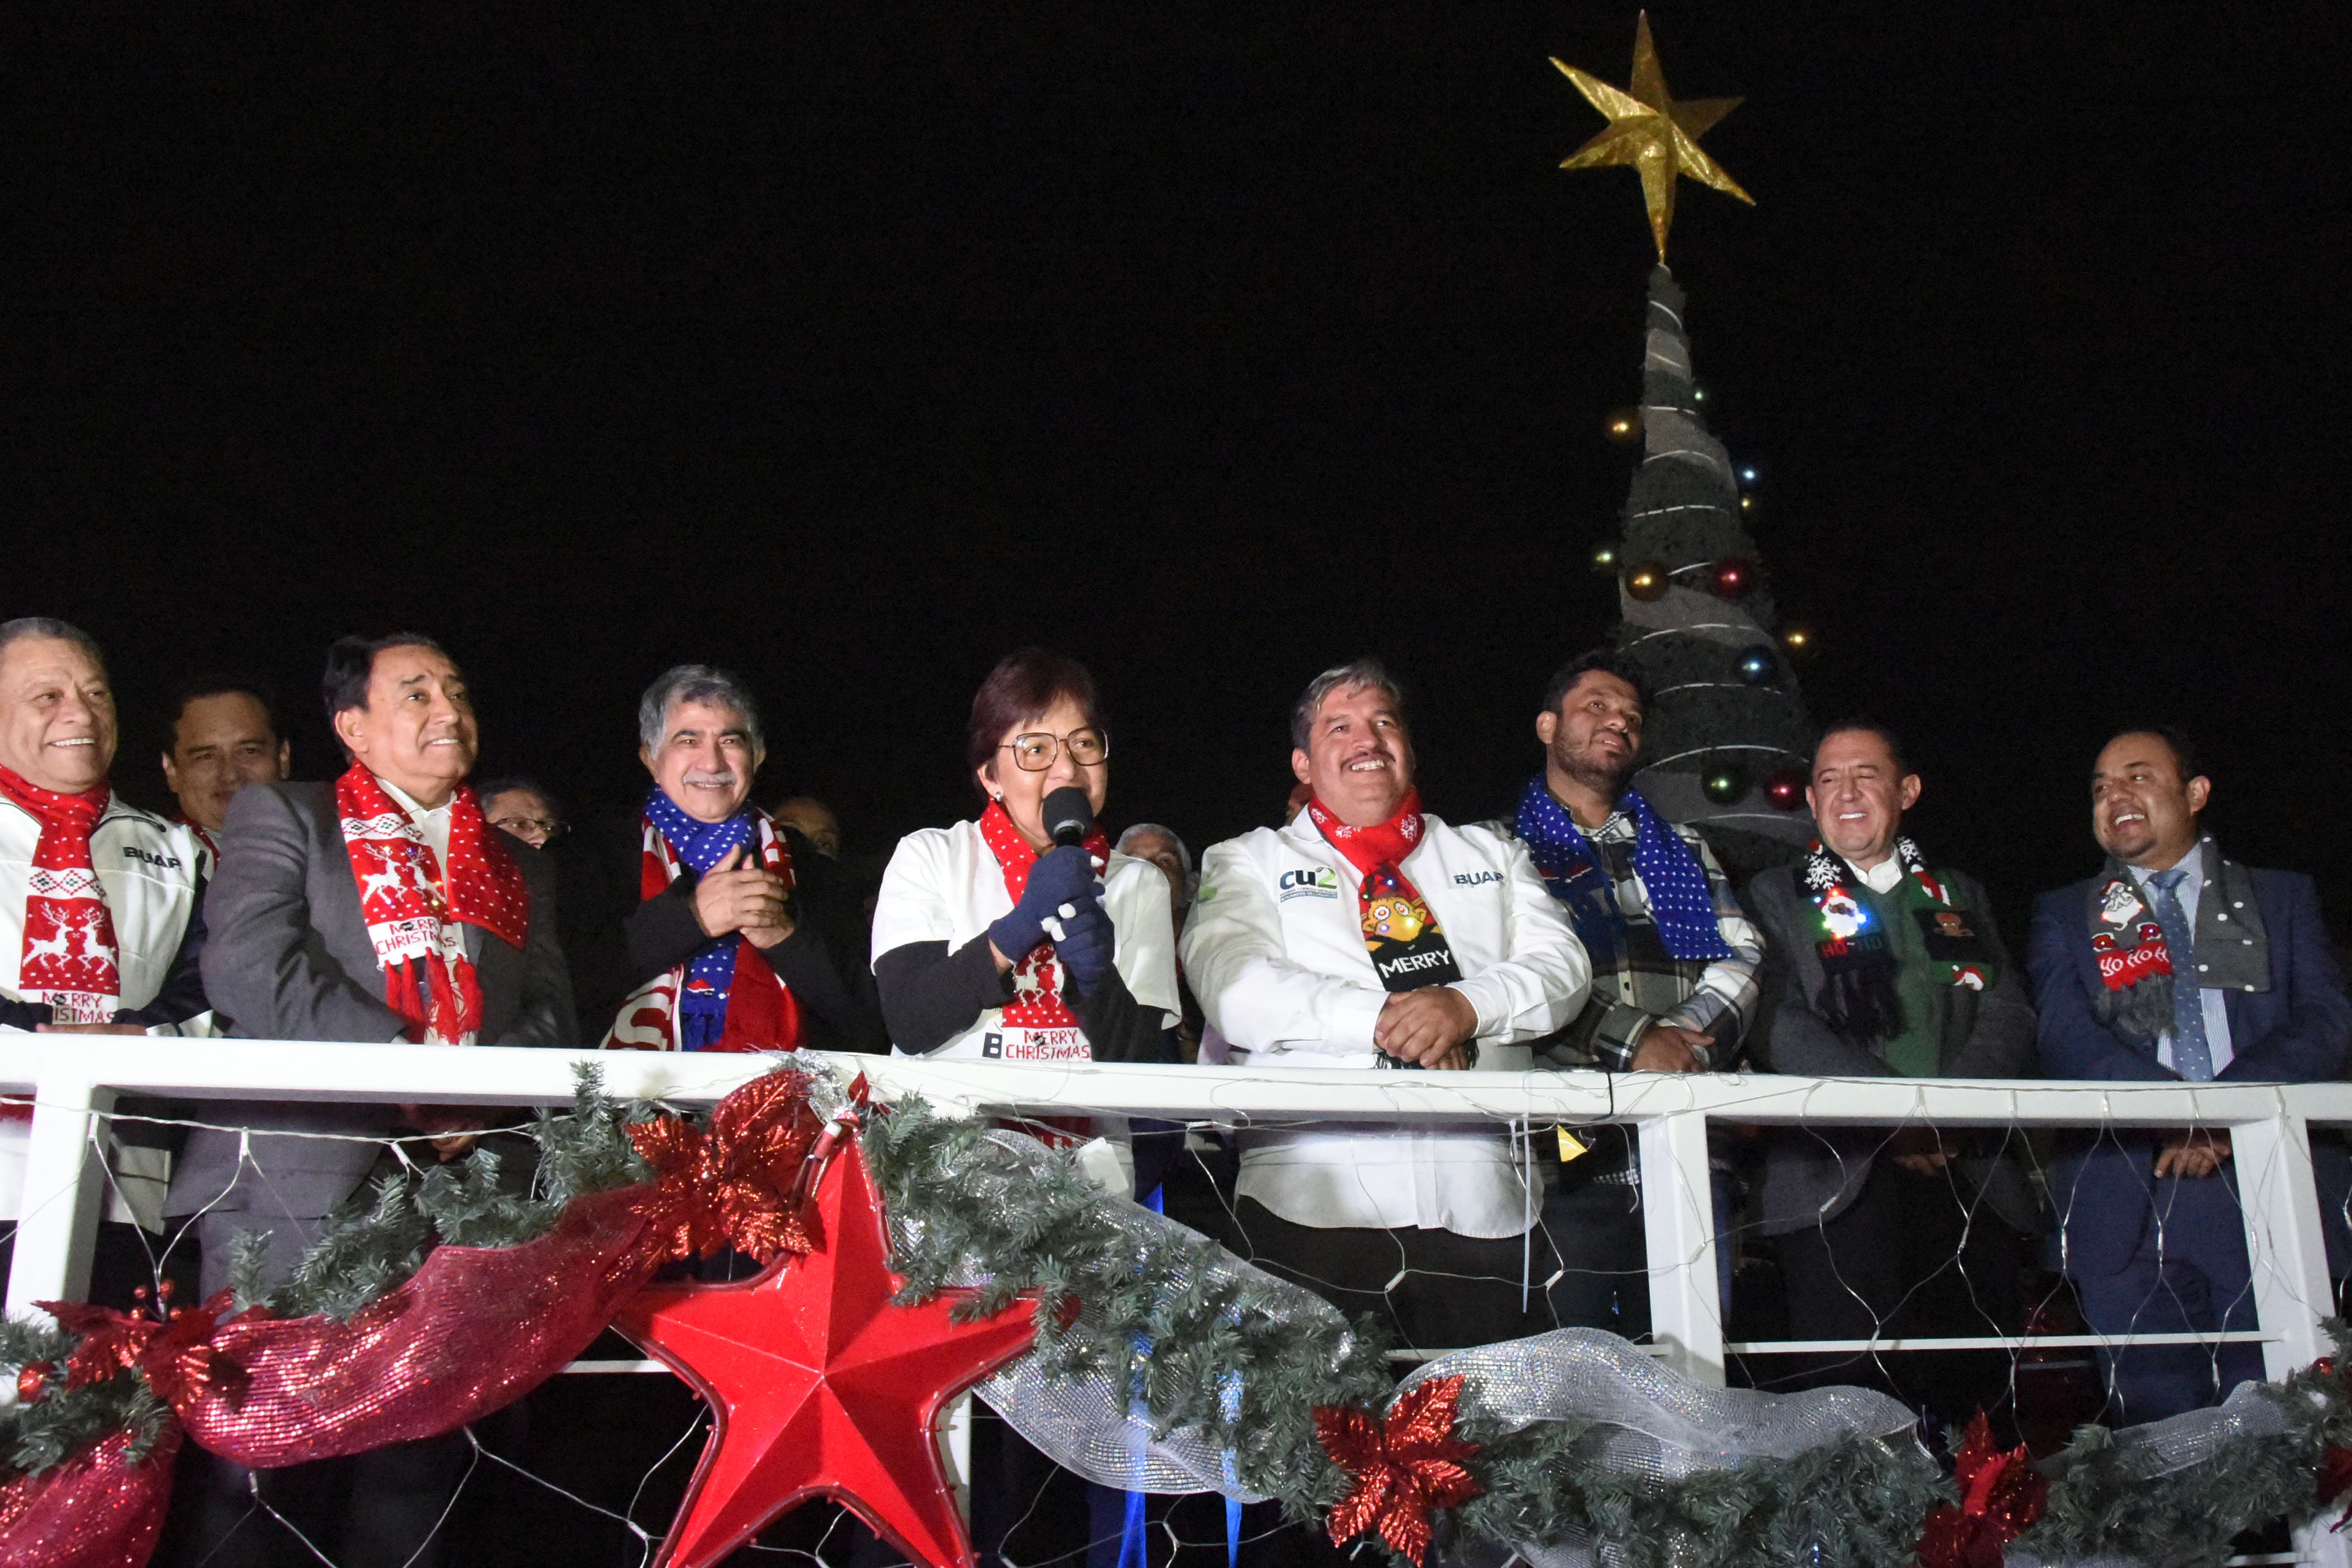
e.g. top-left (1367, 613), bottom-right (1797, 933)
top-left (1746, 862), bottom-right (2042, 1237)
top-left (166, 780), bottom-right (576, 1223)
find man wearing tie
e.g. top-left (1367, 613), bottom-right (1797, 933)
top-left (2029, 726), bottom-right (2351, 1421)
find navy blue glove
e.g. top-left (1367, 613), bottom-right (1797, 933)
top-left (1051, 899), bottom-right (1117, 995)
top-left (988, 844), bottom-right (1101, 961)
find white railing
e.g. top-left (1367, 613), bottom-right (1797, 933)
top-left (4, 1042), bottom-right (2347, 1562)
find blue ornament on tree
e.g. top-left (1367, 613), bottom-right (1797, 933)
top-left (1736, 647), bottom-right (1776, 685)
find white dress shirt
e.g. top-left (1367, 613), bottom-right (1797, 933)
top-left (1181, 813), bottom-right (1590, 1237)
top-left (2128, 841), bottom-right (2237, 1077)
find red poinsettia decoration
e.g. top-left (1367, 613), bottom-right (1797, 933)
top-left (42, 1284), bottom-right (251, 1409)
top-left (629, 1068), bottom-right (828, 1262)
top-left (1314, 1374), bottom-right (1482, 1566)
top-left (1916, 1413), bottom-right (2048, 1568)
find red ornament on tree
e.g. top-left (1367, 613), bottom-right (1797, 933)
top-left (1707, 557), bottom-right (1755, 598)
top-left (1313, 1374), bottom-right (1482, 1566)
top-left (15, 1361), bottom-right (51, 1405)
top-left (1915, 1413), bottom-right (2047, 1568)
top-left (1765, 767), bottom-right (1807, 811)
top-left (614, 1133), bottom-right (1042, 1568)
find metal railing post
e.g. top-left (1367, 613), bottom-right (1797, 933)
top-left (5, 1077), bottom-right (110, 1318)
top-left (2232, 1106), bottom-right (2348, 1568)
top-left (1639, 1107), bottom-right (1723, 1386)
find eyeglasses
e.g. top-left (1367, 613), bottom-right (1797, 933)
top-left (999, 728), bottom-right (1110, 771)
top-left (491, 814), bottom-right (565, 842)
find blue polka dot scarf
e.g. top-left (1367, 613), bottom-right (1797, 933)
top-left (1513, 778), bottom-right (1732, 964)
top-left (645, 788), bottom-right (758, 1050)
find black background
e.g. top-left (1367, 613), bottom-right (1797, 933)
top-left (6, 3), bottom-right (2347, 937)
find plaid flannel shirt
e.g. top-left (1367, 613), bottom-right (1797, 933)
top-left (1517, 811), bottom-right (1762, 1073)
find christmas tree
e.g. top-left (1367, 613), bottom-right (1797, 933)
top-left (1602, 266), bottom-right (1813, 875)
top-left (1554, 13), bottom-right (1814, 875)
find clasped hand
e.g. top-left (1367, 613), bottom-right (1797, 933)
top-left (1374, 986), bottom-right (1478, 1069)
top-left (694, 844), bottom-right (793, 947)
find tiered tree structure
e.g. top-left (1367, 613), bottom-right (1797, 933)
top-left (1602, 267), bottom-right (1812, 874)
top-left (1554, 12), bottom-right (1814, 874)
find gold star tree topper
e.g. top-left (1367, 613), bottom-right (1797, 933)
top-left (1552, 13), bottom-right (1752, 259)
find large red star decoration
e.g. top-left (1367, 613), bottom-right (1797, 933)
top-left (613, 1133), bottom-right (1042, 1568)
top-left (1313, 1374), bottom-right (1482, 1566)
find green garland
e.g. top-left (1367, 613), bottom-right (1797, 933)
top-left (12, 1062), bottom-right (2352, 1568)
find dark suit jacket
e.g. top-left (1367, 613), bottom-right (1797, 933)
top-left (1748, 862), bottom-right (2042, 1236)
top-left (2029, 855), bottom-right (2352, 1278)
top-left (165, 780), bottom-right (575, 1223)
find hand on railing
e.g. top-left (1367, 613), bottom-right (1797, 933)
top-left (1628, 1024), bottom-right (1712, 1074)
top-left (2154, 1126), bottom-right (2232, 1178)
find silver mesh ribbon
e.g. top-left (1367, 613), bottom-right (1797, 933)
top-left (2003, 1378), bottom-right (2294, 1568)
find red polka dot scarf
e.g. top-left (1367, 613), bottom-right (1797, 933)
top-left (0, 764), bottom-right (121, 1024)
top-left (336, 762), bottom-right (529, 1044)
top-left (978, 799), bottom-right (1109, 1033)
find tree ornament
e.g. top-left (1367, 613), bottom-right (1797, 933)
top-left (1623, 562), bottom-right (1670, 602)
top-left (1915, 1413), bottom-right (2047, 1568)
top-left (1735, 647), bottom-right (1776, 685)
top-left (1589, 542), bottom-right (1621, 574)
top-left (613, 1135), bottom-right (1042, 1568)
top-left (14, 1361), bottom-right (50, 1405)
top-left (1765, 767), bottom-right (1808, 811)
top-left (1314, 1375), bottom-right (1482, 1567)
top-left (1708, 558), bottom-right (1755, 598)
top-left (1551, 13), bottom-right (1753, 260)
top-left (1602, 408), bottom-right (1641, 444)
top-left (1701, 763), bottom-right (1748, 804)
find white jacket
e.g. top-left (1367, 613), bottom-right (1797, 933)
top-left (0, 792), bottom-right (213, 1226)
top-left (1181, 811), bottom-right (1589, 1236)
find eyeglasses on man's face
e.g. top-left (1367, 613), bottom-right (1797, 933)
top-left (490, 813), bottom-right (565, 844)
top-left (999, 728), bottom-right (1109, 771)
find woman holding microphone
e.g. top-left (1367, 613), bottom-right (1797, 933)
top-left (870, 647), bottom-right (1180, 1068)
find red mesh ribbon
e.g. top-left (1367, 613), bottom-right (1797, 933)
top-left (0, 1426), bottom-right (180, 1568)
top-left (173, 1185), bottom-right (659, 1467)
top-left (1916, 1413), bottom-right (2048, 1568)
top-left (1314, 1375), bottom-right (1482, 1567)
top-left (629, 1068), bottom-right (825, 1263)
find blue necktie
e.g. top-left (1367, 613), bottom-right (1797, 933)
top-left (2148, 869), bottom-right (2214, 1081)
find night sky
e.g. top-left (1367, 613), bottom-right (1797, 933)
top-left (9, 4), bottom-right (2348, 937)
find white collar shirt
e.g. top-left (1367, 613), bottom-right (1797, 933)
top-left (379, 778), bottom-right (453, 879)
top-left (1180, 812), bottom-right (1590, 1237)
top-left (1846, 854), bottom-right (1908, 895)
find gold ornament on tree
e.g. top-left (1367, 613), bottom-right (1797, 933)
top-left (1552, 12), bottom-right (1753, 259)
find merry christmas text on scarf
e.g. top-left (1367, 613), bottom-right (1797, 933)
top-left (978, 798), bottom-right (1110, 1062)
top-left (0, 764), bottom-right (120, 1024)
top-left (336, 763), bottom-right (528, 1044)
top-left (1304, 789), bottom-right (1464, 998)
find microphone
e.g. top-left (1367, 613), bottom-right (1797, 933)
top-left (1042, 786), bottom-right (1094, 849)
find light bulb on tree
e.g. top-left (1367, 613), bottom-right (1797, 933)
top-left (1764, 767), bottom-right (1808, 811)
top-left (1735, 647), bottom-right (1776, 685)
top-left (1701, 762), bottom-right (1749, 804)
top-left (1604, 409), bottom-right (1641, 443)
top-left (1624, 562), bottom-right (1670, 602)
top-left (1590, 542), bottom-right (1620, 573)
top-left (1708, 558), bottom-right (1754, 598)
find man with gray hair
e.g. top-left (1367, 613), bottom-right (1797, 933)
top-left (1181, 657), bottom-right (1590, 1348)
top-left (1115, 821), bottom-right (1194, 931)
top-left (603, 663), bottom-right (879, 1053)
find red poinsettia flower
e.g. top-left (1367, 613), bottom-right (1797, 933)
top-left (629, 1068), bottom-right (827, 1262)
top-left (1916, 1413), bottom-right (2048, 1568)
top-left (44, 1288), bottom-right (252, 1407)
top-left (1314, 1374), bottom-right (1482, 1566)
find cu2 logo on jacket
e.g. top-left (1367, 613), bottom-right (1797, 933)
top-left (1278, 867), bottom-right (1341, 902)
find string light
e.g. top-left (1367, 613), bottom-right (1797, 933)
top-left (1604, 409), bottom-right (1641, 443)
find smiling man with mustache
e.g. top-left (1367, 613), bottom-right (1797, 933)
top-left (2030, 725), bottom-right (2352, 1422)
top-left (1181, 656), bottom-right (1589, 1353)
